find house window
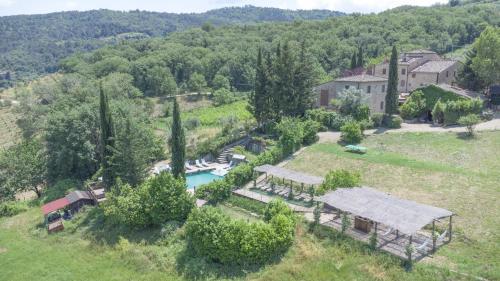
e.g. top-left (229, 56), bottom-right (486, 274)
top-left (402, 69), bottom-right (406, 75)
top-left (382, 84), bottom-right (386, 93)
top-left (412, 73), bottom-right (416, 78)
top-left (380, 101), bottom-right (384, 111)
top-left (400, 80), bottom-right (406, 87)
top-left (367, 85), bottom-right (371, 93)
top-left (382, 68), bottom-right (387, 75)
top-left (345, 85), bottom-right (350, 90)
top-left (446, 71), bottom-right (449, 78)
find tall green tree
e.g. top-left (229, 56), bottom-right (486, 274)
top-left (170, 98), bottom-right (186, 178)
top-left (293, 41), bottom-right (315, 117)
top-left (471, 27), bottom-right (500, 87)
top-left (99, 82), bottom-right (115, 187)
top-left (385, 46), bottom-right (399, 115)
top-left (350, 52), bottom-right (357, 69)
top-left (0, 139), bottom-right (46, 198)
top-left (458, 47), bottom-right (484, 91)
top-left (251, 47), bottom-right (268, 127)
top-left (357, 46), bottom-right (364, 67)
top-left (109, 117), bottom-right (148, 187)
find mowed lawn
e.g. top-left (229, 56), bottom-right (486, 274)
top-left (285, 131), bottom-right (500, 280)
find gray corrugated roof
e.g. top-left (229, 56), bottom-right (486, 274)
top-left (411, 60), bottom-right (457, 73)
top-left (65, 190), bottom-right (92, 204)
top-left (254, 164), bottom-right (324, 185)
top-left (335, 74), bottom-right (388, 83)
top-left (317, 187), bottom-right (453, 235)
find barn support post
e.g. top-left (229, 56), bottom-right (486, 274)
top-left (432, 220), bottom-right (436, 252)
top-left (408, 235), bottom-right (413, 262)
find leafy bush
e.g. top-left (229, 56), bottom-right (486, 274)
top-left (371, 113), bottom-right (384, 127)
top-left (302, 119), bottom-right (321, 145)
top-left (184, 117), bottom-right (201, 130)
top-left (263, 199), bottom-right (295, 223)
top-left (340, 121), bottom-right (363, 144)
top-left (443, 98), bottom-right (483, 125)
top-left (353, 104), bottom-right (370, 122)
top-left (305, 109), bottom-right (351, 131)
top-left (318, 169), bottom-right (361, 194)
top-left (383, 115), bottom-right (402, 129)
top-left (276, 117), bottom-right (304, 155)
top-left (0, 201), bottom-right (28, 217)
top-left (400, 90), bottom-right (426, 120)
top-left (185, 200), bottom-right (295, 265)
top-left (195, 179), bottom-right (232, 204)
top-left (458, 114), bottom-right (481, 136)
top-left (212, 88), bottom-right (236, 106)
top-left (432, 99), bottom-right (445, 124)
top-left (104, 173), bottom-right (195, 227)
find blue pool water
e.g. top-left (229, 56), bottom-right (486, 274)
top-left (186, 171), bottom-right (223, 189)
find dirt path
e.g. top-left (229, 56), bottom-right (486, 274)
top-left (318, 117), bottom-right (500, 143)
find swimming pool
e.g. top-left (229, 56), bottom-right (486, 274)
top-left (186, 171), bottom-right (223, 189)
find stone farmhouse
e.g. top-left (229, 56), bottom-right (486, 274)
top-left (313, 50), bottom-right (459, 113)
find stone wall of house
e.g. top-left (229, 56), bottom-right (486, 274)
top-left (314, 80), bottom-right (387, 113)
top-left (407, 72), bottom-right (438, 92)
top-left (437, 64), bottom-right (459, 85)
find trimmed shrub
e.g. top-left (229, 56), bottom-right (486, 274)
top-left (340, 121), bottom-right (363, 144)
top-left (212, 88), bottom-right (236, 106)
top-left (305, 109), bottom-right (351, 131)
top-left (371, 113), bottom-right (384, 127)
top-left (383, 115), bottom-right (402, 129)
top-left (185, 200), bottom-right (295, 265)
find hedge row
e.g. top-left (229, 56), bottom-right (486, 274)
top-left (185, 200), bottom-right (295, 265)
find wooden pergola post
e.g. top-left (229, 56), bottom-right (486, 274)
top-left (396, 230), bottom-right (399, 238)
top-left (408, 235), bottom-right (413, 262)
top-left (301, 183), bottom-right (304, 193)
top-left (432, 220), bottom-right (436, 252)
top-left (448, 215), bottom-right (453, 242)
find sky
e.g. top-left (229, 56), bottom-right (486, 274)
top-left (0, 0), bottom-right (448, 16)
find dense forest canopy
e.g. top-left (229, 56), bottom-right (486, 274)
top-left (57, 1), bottom-right (499, 95)
top-left (0, 6), bottom-right (344, 88)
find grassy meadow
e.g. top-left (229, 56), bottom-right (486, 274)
top-left (1, 130), bottom-right (499, 281)
top-left (285, 131), bottom-right (500, 280)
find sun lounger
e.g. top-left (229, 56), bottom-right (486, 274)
top-left (195, 159), bottom-right (204, 168)
top-left (201, 159), bottom-right (210, 167)
top-left (416, 238), bottom-right (431, 253)
top-left (185, 161), bottom-right (195, 170)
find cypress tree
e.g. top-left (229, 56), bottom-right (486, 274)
top-left (110, 117), bottom-right (147, 187)
top-left (350, 52), bottom-right (357, 69)
top-left (294, 41), bottom-right (315, 116)
top-left (357, 46), bottom-right (364, 67)
top-left (385, 45), bottom-right (399, 115)
top-left (251, 47), bottom-right (267, 127)
top-left (170, 98), bottom-right (185, 179)
top-left (99, 82), bottom-right (115, 188)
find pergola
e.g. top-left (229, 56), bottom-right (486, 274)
top-left (317, 187), bottom-right (454, 260)
top-left (253, 164), bottom-right (323, 190)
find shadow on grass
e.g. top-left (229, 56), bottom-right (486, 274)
top-left (175, 246), bottom-right (278, 281)
top-left (456, 131), bottom-right (475, 140)
top-left (76, 207), bottom-right (162, 246)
